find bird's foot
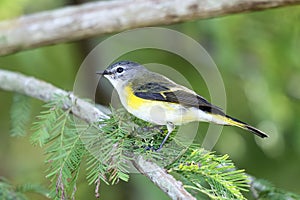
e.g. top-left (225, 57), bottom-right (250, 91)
top-left (144, 145), bottom-right (162, 152)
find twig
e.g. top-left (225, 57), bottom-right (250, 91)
top-left (0, 0), bottom-right (299, 56)
top-left (0, 69), bottom-right (195, 200)
top-left (0, 69), bottom-right (106, 123)
top-left (133, 155), bottom-right (196, 200)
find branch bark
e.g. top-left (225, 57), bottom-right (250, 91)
top-left (0, 0), bottom-right (299, 56)
top-left (133, 156), bottom-right (196, 200)
top-left (0, 69), bottom-right (196, 200)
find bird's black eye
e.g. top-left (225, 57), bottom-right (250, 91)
top-left (116, 67), bottom-right (124, 73)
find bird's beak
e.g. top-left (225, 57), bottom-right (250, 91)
top-left (96, 70), bottom-right (111, 75)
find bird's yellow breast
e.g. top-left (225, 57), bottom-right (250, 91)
top-left (122, 85), bottom-right (203, 125)
top-left (124, 85), bottom-right (176, 111)
top-left (124, 85), bottom-right (150, 110)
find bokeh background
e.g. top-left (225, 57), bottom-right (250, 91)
top-left (0, 1), bottom-right (300, 199)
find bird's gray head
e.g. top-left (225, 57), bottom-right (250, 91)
top-left (97, 61), bottom-right (146, 87)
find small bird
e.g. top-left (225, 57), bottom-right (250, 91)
top-left (97, 61), bottom-right (268, 150)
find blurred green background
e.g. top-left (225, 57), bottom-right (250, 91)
top-left (0, 1), bottom-right (300, 199)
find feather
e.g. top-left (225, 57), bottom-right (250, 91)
top-left (134, 82), bottom-right (224, 115)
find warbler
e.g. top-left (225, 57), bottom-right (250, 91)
top-left (97, 61), bottom-right (268, 149)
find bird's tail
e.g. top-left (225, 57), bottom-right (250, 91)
top-left (215, 114), bottom-right (269, 138)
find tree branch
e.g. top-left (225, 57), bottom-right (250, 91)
top-left (0, 0), bottom-right (299, 56)
top-left (0, 69), bottom-right (195, 200)
top-left (133, 156), bottom-right (196, 200)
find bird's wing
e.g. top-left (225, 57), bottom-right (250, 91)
top-left (133, 82), bottom-right (225, 115)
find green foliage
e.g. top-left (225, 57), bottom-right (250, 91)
top-left (168, 147), bottom-right (248, 200)
top-left (31, 95), bottom-right (85, 199)
top-left (4, 94), bottom-right (300, 199)
top-left (84, 120), bottom-right (132, 186)
top-left (13, 94), bottom-right (293, 200)
top-left (30, 96), bottom-right (140, 199)
top-left (28, 94), bottom-right (252, 199)
top-left (0, 177), bottom-right (48, 200)
top-left (0, 178), bottom-right (26, 200)
top-left (10, 93), bottom-right (32, 137)
top-left (251, 179), bottom-right (300, 200)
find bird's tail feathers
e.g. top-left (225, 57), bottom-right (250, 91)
top-left (217, 114), bottom-right (269, 138)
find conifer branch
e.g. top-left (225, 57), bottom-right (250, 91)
top-left (2, 69), bottom-right (300, 199)
top-left (0, 0), bottom-right (299, 56)
top-left (0, 69), bottom-right (194, 200)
